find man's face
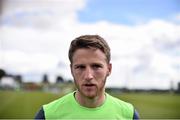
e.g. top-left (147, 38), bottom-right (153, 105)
top-left (71, 48), bottom-right (112, 99)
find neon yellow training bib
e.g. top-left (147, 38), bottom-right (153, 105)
top-left (43, 92), bottom-right (134, 120)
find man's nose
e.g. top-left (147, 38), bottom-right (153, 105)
top-left (84, 67), bottom-right (93, 80)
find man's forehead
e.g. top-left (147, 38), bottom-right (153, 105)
top-left (72, 48), bottom-right (108, 63)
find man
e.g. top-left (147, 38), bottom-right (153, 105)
top-left (35, 35), bottom-right (139, 119)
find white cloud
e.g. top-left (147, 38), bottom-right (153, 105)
top-left (0, 50), bottom-right (59, 74)
top-left (172, 13), bottom-right (180, 23)
top-left (0, 0), bottom-right (180, 89)
top-left (1, 0), bottom-right (85, 28)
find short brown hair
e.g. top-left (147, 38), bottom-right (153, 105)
top-left (68, 35), bottom-right (111, 63)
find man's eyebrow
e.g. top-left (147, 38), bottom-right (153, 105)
top-left (73, 64), bottom-right (85, 67)
top-left (91, 62), bottom-right (103, 65)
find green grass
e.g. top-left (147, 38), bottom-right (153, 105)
top-left (0, 91), bottom-right (62, 119)
top-left (111, 92), bottom-right (180, 119)
top-left (0, 91), bottom-right (180, 119)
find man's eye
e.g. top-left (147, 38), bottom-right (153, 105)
top-left (75, 65), bottom-right (85, 69)
top-left (92, 64), bottom-right (102, 69)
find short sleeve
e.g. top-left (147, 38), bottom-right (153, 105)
top-left (34, 107), bottom-right (45, 119)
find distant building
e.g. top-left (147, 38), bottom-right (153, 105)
top-left (0, 76), bottom-right (20, 90)
top-left (22, 82), bottom-right (42, 91)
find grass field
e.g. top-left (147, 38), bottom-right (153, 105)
top-left (0, 90), bottom-right (180, 119)
top-left (111, 92), bottom-right (180, 119)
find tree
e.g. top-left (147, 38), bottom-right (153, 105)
top-left (42, 74), bottom-right (49, 84)
top-left (14, 75), bottom-right (23, 84)
top-left (0, 69), bottom-right (6, 80)
top-left (56, 75), bottom-right (64, 83)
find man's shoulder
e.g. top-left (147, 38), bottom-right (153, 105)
top-left (106, 93), bottom-right (135, 119)
top-left (43, 92), bottom-right (74, 109)
top-left (106, 93), bottom-right (134, 109)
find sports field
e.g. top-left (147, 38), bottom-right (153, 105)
top-left (0, 91), bottom-right (180, 119)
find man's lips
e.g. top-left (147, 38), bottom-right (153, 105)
top-left (83, 83), bottom-right (96, 87)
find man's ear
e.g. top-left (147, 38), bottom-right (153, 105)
top-left (107, 63), bottom-right (112, 76)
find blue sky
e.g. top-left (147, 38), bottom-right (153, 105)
top-left (78, 0), bottom-right (180, 25)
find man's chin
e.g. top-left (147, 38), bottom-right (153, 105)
top-left (83, 92), bottom-right (97, 99)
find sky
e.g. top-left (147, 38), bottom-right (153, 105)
top-left (0, 0), bottom-right (180, 89)
top-left (79, 0), bottom-right (180, 25)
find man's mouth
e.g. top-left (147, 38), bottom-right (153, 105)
top-left (84, 83), bottom-right (95, 87)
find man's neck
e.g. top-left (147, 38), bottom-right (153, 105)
top-left (75, 91), bottom-right (106, 108)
